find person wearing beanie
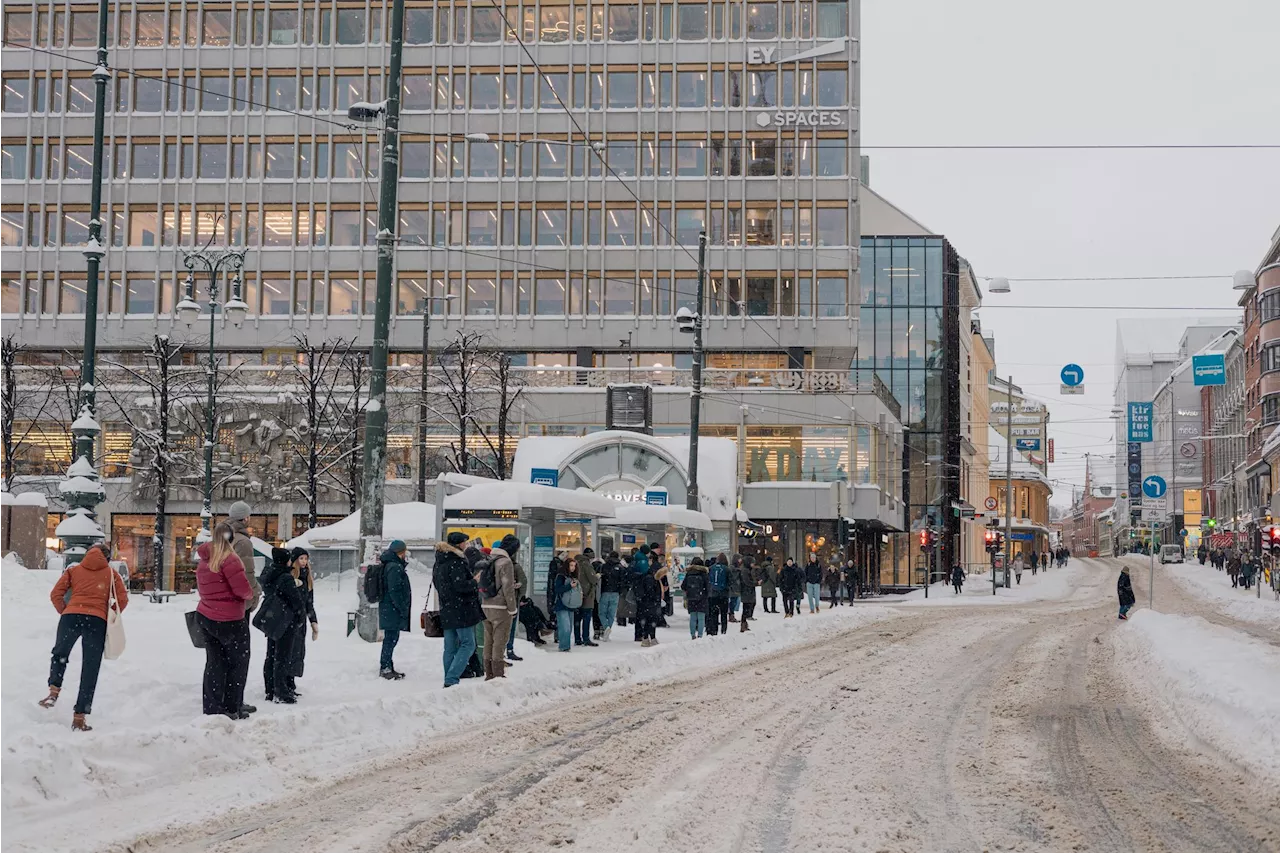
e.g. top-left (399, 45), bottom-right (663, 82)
top-left (482, 535), bottom-right (520, 678)
top-left (435, 531), bottom-right (484, 687)
top-left (288, 547), bottom-right (317, 696)
top-left (378, 540), bottom-right (411, 679)
top-left (256, 547), bottom-right (307, 703)
top-left (225, 503), bottom-right (261, 718)
top-left (1117, 564), bottom-right (1135, 620)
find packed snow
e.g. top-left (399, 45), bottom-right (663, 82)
top-left (1, 554), bottom-right (896, 853)
top-left (895, 558), bottom-right (1093, 606)
top-left (1110, 609), bottom-right (1280, 784)
top-left (1124, 553), bottom-right (1280, 630)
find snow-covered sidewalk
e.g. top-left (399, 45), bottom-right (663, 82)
top-left (1122, 552), bottom-right (1280, 630)
top-left (1, 559), bottom-right (896, 853)
top-left (1110, 609), bottom-right (1280, 785)
top-left (894, 558), bottom-right (1097, 606)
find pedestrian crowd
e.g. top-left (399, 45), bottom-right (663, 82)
top-left (1197, 545), bottom-right (1263, 590)
top-left (34, 497), bottom-right (871, 729)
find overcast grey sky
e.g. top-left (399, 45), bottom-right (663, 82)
top-left (861, 0), bottom-right (1280, 505)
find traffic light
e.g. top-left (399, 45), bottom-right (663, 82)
top-left (1269, 527), bottom-right (1280, 554)
top-left (919, 529), bottom-right (931, 551)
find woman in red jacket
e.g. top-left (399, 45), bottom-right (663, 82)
top-left (196, 522), bottom-right (254, 719)
top-left (38, 543), bottom-right (128, 731)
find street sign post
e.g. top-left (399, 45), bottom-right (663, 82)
top-left (1142, 475), bottom-right (1167, 499)
top-left (1192, 353), bottom-right (1227, 387)
top-left (984, 496), bottom-right (998, 511)
top-left (1060, 363), bottom-right (1084, 395)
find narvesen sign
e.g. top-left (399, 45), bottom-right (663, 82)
top-left (756, 110), bottom-right (844, 128)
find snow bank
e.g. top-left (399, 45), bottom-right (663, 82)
top-left (2, 562), bottom-right (897, 853)
top-left (1111, 610), bottom-right (1280, 784)
top-left (894, 558), bottom-right (1096, 606)
top-left (1127, 553), bottom-right (1280, 630)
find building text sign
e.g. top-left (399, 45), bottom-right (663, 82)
top-left (1128, 402), bottom-right (1153, 443)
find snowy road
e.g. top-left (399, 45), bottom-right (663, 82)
top-left (113, 558), bottom-right (1279, 853)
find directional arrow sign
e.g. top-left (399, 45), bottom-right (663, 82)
top-left (1142, 475), bottom-right (1167, 499)
top-left (1060, 364), bottom-right (1084, 387)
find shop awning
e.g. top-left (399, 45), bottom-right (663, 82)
top-left (601, 503), bottom-right (713, 531)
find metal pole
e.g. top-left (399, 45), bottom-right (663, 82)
top-left (203, 282), bottom-right (217, 538)
top-left (685, 230), bottom-right (707, 512)
top-left (358, 0), bottom-right (407, 594)
top-left (1149, 531), bottom-right (1155, 609)
top-left (1005, 376), bottom-right (1014, 588)
top-left (78, 0), bottom-right (109, 419)
top-left (416, 306), bottom-right (431, 504)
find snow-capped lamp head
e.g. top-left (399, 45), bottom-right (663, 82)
top-left (224, 271), bottom-right (248, 328)
top-left (176, 272), bottom-right (200, 327)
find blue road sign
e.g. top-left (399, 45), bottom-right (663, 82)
top-left (530, 467), bottom-right (559, 487)
top-left (1142, 475), bottom-right (1167, 499)
top-left (1060, 363), bottom-right (1084, 387)
top-left (1128, 402), bottom-right (1153, 443)
top-left (1192, 353), bottom-right (1226, 386)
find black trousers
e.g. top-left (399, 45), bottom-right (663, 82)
top-left (637, 606), bottom-right (659, 640)
top-left (741, 601), bottom-right (756, 621)
top-left (783, 595), bottom-right (796, 616)
top-left (48, 613), bottom-right (107, 714)
top-left (263, 627), bottom-right (298, 699)
top-left (763, 595), bottom-right (777, 612)
top-left (707, 597), bottom-right (729, 634)
top-left (199, 613), bottom-right (251, 715)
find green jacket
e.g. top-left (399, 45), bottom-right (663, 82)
top-left (738, 563), bottom-right (758, 603)
top-left (575, 554), bottom-right (599, 607)
top-left (759, 562), bottom-right (778, 597)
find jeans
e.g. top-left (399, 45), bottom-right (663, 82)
top-left (1119, 603), bottom-right (1133, 618)
top-left (574, 606), bottom-right (594, 644)
top-left (198, 613), bottom-right (251, 715)
top-left (443, 626), bottom-right (477, 686)
top-left (556, 609), bottom-right (574, 651)
top-left (380, 628), bottom-right (400, 671)
top-left (689, 611), bottom-right (706, 638)
top-left (48, 613), bottom-right (106, 714)
top-left (730, 595), bottom-right (740, 614)
top-left (707, 597), bottom-right (729, 634)
top-left (598, 592), bottom-right (620, 632)
top-left (506, 617), bottom-right (518, 653)
top-left (806, 582), bottom-right (821, 611)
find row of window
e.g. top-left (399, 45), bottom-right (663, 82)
top-left (3, 199), bottom-right (851, 248)
top-left (2, 0), bottom-right (848, 50)
top-left (0, 63), bottom-right (848, 115)
top-left (1, 132), bottom-right (850, 181)
top-left (3, 271), bottom-right (853, 318)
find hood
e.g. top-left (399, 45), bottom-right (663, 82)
top-left (685, 563), bottom-right (708, 575)
top-left (436, 541), bottom-right (466, 559)
top-left (197, 542), bottom-right (212, 561)
top-left (78, 548), bottom-right (110, 572)
top-left (491, 547), bottom-right (513, 563)
top-left (380, 547), bottom-right (405, 565)
top-left (260, 561), bottom-right (290, 586)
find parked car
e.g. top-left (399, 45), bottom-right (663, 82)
top-left (1159, 544), bottom-right (1185, 564)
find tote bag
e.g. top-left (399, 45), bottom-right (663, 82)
top-left (104, 572), bottom-right (127, 660)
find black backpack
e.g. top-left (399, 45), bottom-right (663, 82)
top-left (476, 556), bottom-right (500, 599)
top-left (364, 562), bottom-right (385, 604)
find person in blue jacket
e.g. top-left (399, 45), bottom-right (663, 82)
top-left (378, 540), bottom-right (411, 679)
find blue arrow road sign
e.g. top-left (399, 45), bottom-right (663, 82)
top-left (1142, 475), bottom-right (1167, 499)
top-left (1060, 364), bottom-right (1084, 387)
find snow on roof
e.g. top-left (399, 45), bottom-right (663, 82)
top-left (510, 431), bottom-right (739, 521)
top-left (285, 502), bottom-right (438, 550)
top-left (54, 513), bottom-right (105, 539)
top-left (601, 503), bottom-right (713, 531)
top-left (250, 536), bottom-right (276, 557)
top-left (443, 481), bottom-right (619, 517)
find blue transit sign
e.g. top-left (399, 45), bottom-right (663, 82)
top-left (530, 467), bottom-right (559, 487)
top-left (1060, 364), bottom-right (1084, 387)
top-left (1015, 438), bottom-right (1042, 451)
top-left (1128, 402), bottom-right (1154, 443)
top-left (1192, 353), bottom-right (1226, 386)
top-left (644, 489), bottom-right (669, 506)
top-left (1142, 475), bottom-right (1167, 499)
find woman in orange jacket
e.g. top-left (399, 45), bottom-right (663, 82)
top-left (38, 543), bottom-right (129, 731)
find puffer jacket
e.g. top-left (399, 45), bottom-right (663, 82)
top-left (804, 560), bottom-right (823, 585)
top-left (759, 561), bottom-right (778, 597)
top-left (51, 547), bottom-right (129, 621)
top-left (433, 541), bottom-right (484, 630)
top-left (680, 563), bottom-right (710, 612)
top-left (378, 548), bottom-right (412, 631)
top-left (195, 542), bottom-right (252, 622)
top-left (599, 557), bottom-right (625, 594)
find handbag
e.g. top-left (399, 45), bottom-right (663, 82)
top-left (104, 572), bottom-right (127, 660)
top-left (251, 594), bottom-right (294, 641)
top-left (184, 610), bottom-right (207, 648)
top-left (420, 583), bottom-right (443, 638)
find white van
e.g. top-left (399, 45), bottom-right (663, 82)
top-left (1159, 545), bottom-right (1184, 564)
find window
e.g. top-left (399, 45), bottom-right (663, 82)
top-left (608, 71), bottom-right (637, 108)
top-left (131, 143), bottom-right (161, 179)
top-left (329, 278), bottom-right (363, 315)
top-left (610, 5), bottom-right (639, 40)
top-left (748, 71), bottom-right (775, 107)
top-left (269, 9), bottom-right (298, 44)
top-left (1263, 395), bottom-right (1280, 427)
top-left (816, 207), bottom-right (846, 246)
top-left (1263, 343), bottom-right (1280, 375)
top-left (264, 142), bottom-right (294, 179)
top-left (135, 77), bottom-right (163, 111)
top-left (126, 277), bottom-right (156, 315)
top-left (677, 70), bottom-right (706, 107)
top-left (59, 279), bottom-right (88, 314)
top-left (536, 208), bottom-right (567, 246)
top-left (202, 9), bottom-right (231, 44)
top-left (1, 277), bottom-right (21, 312)
top-left (817, 69), bottom-right (846, 107)
top-left (467, 277), bottom-right (497, 315)
top-left (471, 72), bottom-right (500, 109)
top-left (0, 210), bottom-right (23, 246)
top-left (405, 7), bottom-right (434, 43)
top-left (335, 8), bottom-right (365, 43)
top-left (746, 2), bottom-right (777, 38)
top-left (816, 277), bottom-right (845, 317)
top-left (1260, 291), bottom-right (1280, 323)
top-left (469, 141), bottom-right (500, 177)
top-left (541, 72), bottom-right (568, 108)
top-left (62, 144), bottom-right (93, 179)
top-left (816, 0), bottom-right (847, 37)
top-left (4, 11), bottom-right (32, 45)
top-left (675, 140), bottom-right (706, 176)
top-left (677, 3), bottom-right (707, 38)
top-left (816, 137), bottom-right (845, 176)
top-left (127, 210), bottom-right (158, 246)
top-left (472, 6), bottom-right (503, 41)
top-left (330, 209), bottom-right (362, 245)
top-left (69, 10), bottom-right (97, 45)
top-left (467, 209), bottom-right (498, 246)
top-left (675, 208), bottom-right (704, 245)
top-left (2, 76), bottom-right (29, 112)
top-left (606, 207), bottom-right (636, 246)
top-left (1, 143), bottom-right (27, 179)
top-left (604, 276), bottom-right (634, 314)
top-left (268, 74), bottom-right (296, 110)
top-left (535, 278), bottom-right (566, 315)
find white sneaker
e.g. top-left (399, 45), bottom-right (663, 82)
top-left (602, 628), bottom-right (611, 642)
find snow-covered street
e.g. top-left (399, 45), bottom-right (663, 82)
top-left (7, 556), bottom-right (1278, 853)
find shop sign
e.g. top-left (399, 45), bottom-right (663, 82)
top-left (755, 110), bottom-right (844, 128)
top-left (644, 489), bottom-right (668, 506)
top-left (1010, 426), bottom-right (1041, 436)
top-left (745, 38), bottom-right (849, 66)
top-left (447, 508), bottom-right (520, 519)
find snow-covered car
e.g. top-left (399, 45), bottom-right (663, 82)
top-left (1159, 545), bottom-right (1185, 564)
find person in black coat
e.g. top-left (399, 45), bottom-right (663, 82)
top-left (951, 564), bottom-right (965, 595)
top-left (434, 532), bottom-right (484, 688)
top-left (287, 547), bottom-right (318, 698)
top-left (1117, 566), bottom-right (1136, 620)
top-left (259, 547), bottom-right (308, 703)
top-left (680, 558), bottom-right (710, 638)
top-left (377, 542), bottom-right (412, 680)
top-left (634, 563), bottom-right (664, 647)
top-left (780, 558), bottom-right (804, 618)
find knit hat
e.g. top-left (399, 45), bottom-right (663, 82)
top-left (388, 539), bottom-right (407, 554)
top-left (582, 547), bottom-right (595, 556)
top-left (499, 533), bottom-right (521, 555)
top-left (447, 531), bottom-right (469, 547)
top-left (290, 546), bottom-right (309, 563)
top-left (228, 501), bottom-right (252, 521)
top-left (271, 546), bottom-right (291, 567)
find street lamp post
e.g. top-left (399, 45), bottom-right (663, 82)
top-left (176, 248), bottom-right (249, 541)
top-left (678, 231), bottom-right (708, 512)
top-left (415, 294), bottom-right (456, 504)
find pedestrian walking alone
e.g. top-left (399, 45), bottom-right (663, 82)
top-left (951, 564), bottom-right (965, 595)
top-left (433, 532), bottom-right (483, 687)
top-left (38, 543), bottom-right (128, 730)
top-left (681, 558), bottom-right (709, 638)
top-left (1013, 553), bottom-right (1024, 585)
top-left (1117, 565), bottom-right (1136, 619)
top-left (824, 563), bottom-right (841, 608)
top-left (378, 541), bottom-right (412, 680)
top-left (195, 522), bottom-right (253, 718)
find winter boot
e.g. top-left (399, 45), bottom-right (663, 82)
top-left (507, 649), bottom-right (523, 662)
top-left (494, 660), bottom-right (507, 678)
top-left (484, 660), bottom-right (495, 681)
top-left (728, 613), bottom-right (738, 623)
top-left (739, 618), bottom-right (748, 633)
top-left (380, 668), bottom-right (399, 680)
top-left (603, 627), bottom-right (612, 642)
top-left (38, 686), bottom-right (60, 708)
top-left (71, 713), bottom-right (92, 732)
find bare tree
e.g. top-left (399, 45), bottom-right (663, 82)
top-left (1, 337), bottom-right (81, 490)
top-left (434, 331), bottom-right (490, 475)
top-left (278, 334), bottom-right (359, 528)
top-left (477, 350), bottom-right (525, 480)
top-left (325, 348), bottom-right (368, 515)
top-left (99, 336), bottom-right (204, 590)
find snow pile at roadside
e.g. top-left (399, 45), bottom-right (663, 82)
top-left (894, 558), bottom-right (1095, 606)
top-left (2, 562), bottom-right (897, 853)
top-left (1111, 610), bottom-right (1280, 784)
top-left (1126, 553), bottom-right (1280, 630)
